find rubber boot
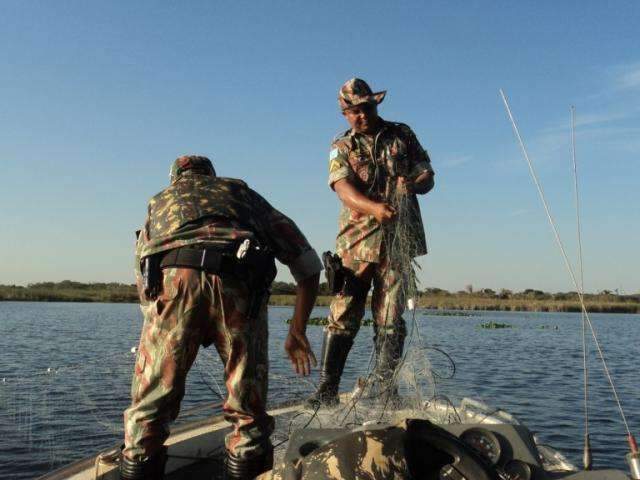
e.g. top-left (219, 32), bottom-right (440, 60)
top-left (305, 331), bottom-right (354, 408)
top-left (372, 328), bottom-right (406, 405)
top-left (224, 446), bottom-right (273, 480)
top-left (120, 446), bottom-right (167, 480)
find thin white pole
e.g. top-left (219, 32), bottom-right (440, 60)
top-left (500, 90), bottom-right (631, 437)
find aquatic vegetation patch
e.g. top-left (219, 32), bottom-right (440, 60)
top-left (422, 310), bottom-right (472, 317)
top-left (286, 317), bottom-right (374, 326)
top-left (478, 321), bottom-right (512, 329)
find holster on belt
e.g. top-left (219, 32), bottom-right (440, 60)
top-left (323, 251), bottom-right (345, 295)
top-left (142, 255), bottom-right (162, 300)
top-left (240, 242), bottom-right (277, 320)
top-left (323, 251), bottom-right (367, 298)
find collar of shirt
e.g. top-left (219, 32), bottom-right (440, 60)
top-left (347, 117), bottom-right (389, 140)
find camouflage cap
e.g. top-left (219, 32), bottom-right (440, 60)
top-left (338, 78), bottom-right (386, 111)
top-left (169, 155), bottom-right (216, 181)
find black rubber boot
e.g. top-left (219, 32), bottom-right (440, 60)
top-left (372, 327), bottom-right (406, 404)
top-left (120, 446), bottom-right (167, 479)
top-left (224, 447), bottom-right (274, 480)
top-left (305, 331), bottom-right (354, 409)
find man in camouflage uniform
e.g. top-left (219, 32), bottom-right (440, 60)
top-left (308, 78), bottom-right (435, 407)
top-left (121, 155), bottom-right (322, 480)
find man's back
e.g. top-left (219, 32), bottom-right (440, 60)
top-left (139, 172), bottom-right (317, 280)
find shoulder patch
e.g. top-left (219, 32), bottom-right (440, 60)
top-left (329, 148), bottom-right (339, 160)
top-left (329, 159), bottom-right (341, 173)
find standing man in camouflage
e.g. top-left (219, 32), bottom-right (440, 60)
top-left (121, 155), bottom-right (322, 480)
top-left (308, 78), bottom-right (435, 407)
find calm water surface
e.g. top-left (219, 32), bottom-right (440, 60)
top-left (0, 302), bottom-right (638, 479)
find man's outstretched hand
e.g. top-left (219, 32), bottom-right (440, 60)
top-left (285, 329), bottom-right (317, 376)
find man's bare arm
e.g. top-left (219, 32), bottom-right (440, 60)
top-left (334, 179), bottom-right (396, 224)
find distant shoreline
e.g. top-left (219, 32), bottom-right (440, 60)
top-left (269, 295), bottom-right (640, 314)
top-left (1, 282), bottom-right (638, 314)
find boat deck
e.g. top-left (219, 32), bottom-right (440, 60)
top-left (40, 397), bottom-right (631, 480)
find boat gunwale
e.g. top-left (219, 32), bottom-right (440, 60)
top-left (37, 398), bottom-right (307, 480)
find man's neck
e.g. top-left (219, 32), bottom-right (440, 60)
top-left (354, 117), bottom-right (384, 137)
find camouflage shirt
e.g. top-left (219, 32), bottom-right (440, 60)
top-left (328, 119), bottom-right (434, 263)
top-left (136, 172), bottom-right (322, 282)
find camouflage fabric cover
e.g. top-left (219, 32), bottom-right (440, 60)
top-left (123, 267), bottom-right (273, 460)
top-left (327, 119), bottom-right (433, 263)
top-left (258, 420), bottom-right (413, 480)
top-left (338, 77), bottom-right (387, 111)
top-left (136, 170), bottom-right (320, 282)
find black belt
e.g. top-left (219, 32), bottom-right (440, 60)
top-left (160, 247), bottom-right (239, 273)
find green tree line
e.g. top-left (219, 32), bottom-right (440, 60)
top-left (1, 281), bottom-right (638, 312)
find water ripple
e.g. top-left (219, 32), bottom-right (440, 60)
top-left (0, 303), bottom-right (638, 478)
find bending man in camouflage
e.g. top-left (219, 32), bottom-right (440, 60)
top-left (122, 155), bottom-right (322, 480)
top-left (308, 78), bottom-right (435, 407)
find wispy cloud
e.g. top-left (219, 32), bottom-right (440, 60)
top-left (613, 62), bottom-right (640, 90)
top-left (534, 130), bottom-right (568, 154)
top-left (508, 209), bottom-right (529, 217)
top-left (532, 124), bottom-right (640, 159)
top-left (535, 60), bottom-right (640, 157)
top-left (440, 154), bottom-right (472, 168)
top-left (573, 111), bottom-right (629, 128)
top-left (542, 109), bottom-right (630, 134)
top-left (582, 61), bottom-right (640, 102)
top-left (494, 60), bottom-right (640, 170)
top-left (580, 126), bottom-right (640, 155)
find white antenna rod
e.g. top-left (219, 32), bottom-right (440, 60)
top-left (572, 106), bottom-right (593, 470)
top-left (499, 89), bottom-right (632, 437)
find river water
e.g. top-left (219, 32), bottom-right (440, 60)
top-left (0, 302), bottom-right (638, 479)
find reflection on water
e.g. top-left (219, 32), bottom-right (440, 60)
top-left (0, 302), bottom-right (638, 478)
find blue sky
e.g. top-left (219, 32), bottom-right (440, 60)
top-left (1, 1), bottom-right (638, 293)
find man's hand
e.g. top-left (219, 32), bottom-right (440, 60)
top-left (286, 272), bottom-right (320, 376)
top-left (285, 329), bottom-right (317, 376)
top-left (335, 179), bottom-right (396, 222)
top-left (398, 171), bottom-right (434, 195)
top-left (373, 203), bottom-right (396, 224)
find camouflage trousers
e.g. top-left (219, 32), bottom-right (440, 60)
top-left (327, 253), bottom-right (407, 339)
top-left (123, 267), bottom-right (273, 461)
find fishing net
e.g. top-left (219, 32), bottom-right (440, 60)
top-left (0, 350), bottom-right (132, 473)
top-left (264, 184), bottom-right (459, 463)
